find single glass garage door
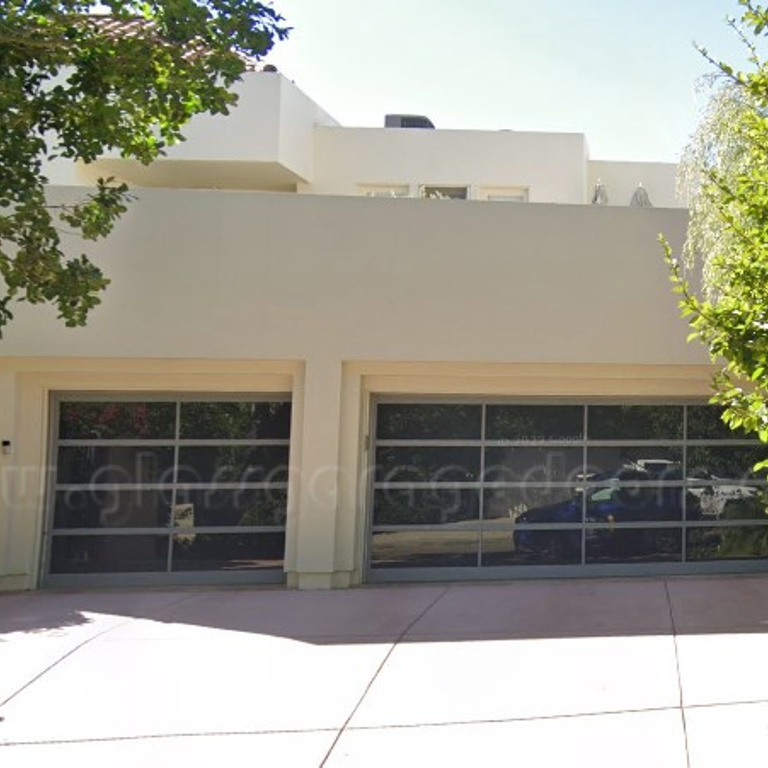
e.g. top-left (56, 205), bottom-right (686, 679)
top-left (368, 401), bottom-right (768, 582)
top-left (44, 396), bottom-right (291, 588)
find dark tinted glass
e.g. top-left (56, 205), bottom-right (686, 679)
top-left (422, 185), bottom-right (468, 199)
top-left (484, 487), bottom-right (579, 524)
top-left (177, 446), bottom-right (290, 484)
top-left (585, 485), bottom-right (683, 522)
top-left (486, 405), bottom-right (583, 441)
top-left (376, 404), bottom-right (482, 440)
top-left (686, 406), bottom-right (752, 440)
top-left (585, 528), bottom-right (682, 564)
top-left (373, 489), bottom-right (479, 526)
top-left (686, 485), bottom-right (768, 521)
top-left (484, 447), bottom-right (583, 484)
top-left (171, 533), bottom-right (284, 570)
top-left (686, 526), bottom-right (768, 561)
top-left (180, 401), bottom-right (291, 440)
top-left (173, 489), bottom-right (287, 527)
top-left (49, 535), bottom-right (168, 573)
top-left (374, 446), bottom-right (480, 483)
top-left (57, 447), bottom-right (176, 485)
top-left (586, 447), bottom-right (682, 480)
top-left (485, 529), bottom-right (581, 566)
top-left (59, 402), bottom-right (176, 440)
top-left (370, 530), bottom-right (479, 568)
top-left (588, 405), bottom-right (683, 440)
top-left (53, 489), bottom-right (172, 529)
top-left (687, 446), bottom-right (767, 481)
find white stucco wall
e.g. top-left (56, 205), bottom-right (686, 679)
top-left (304, 127), bottom-right (589, 203)
top-left (2, 188), bottom-right (694, 362)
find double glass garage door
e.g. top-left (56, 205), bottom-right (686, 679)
top-left (368, 402), bottom-right (768, 580)
top-left (44, 397), bottom-right (290, 587)
top-left (44, 396), bottom-right (768, 587)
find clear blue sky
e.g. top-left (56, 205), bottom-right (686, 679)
top-left (266, 0), bottom-right (752, 162)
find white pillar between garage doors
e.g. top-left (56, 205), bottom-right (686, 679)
top-left (286, 358), bottom-right (348, 589)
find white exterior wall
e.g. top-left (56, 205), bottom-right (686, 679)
top-left (74, 73), bottom-right (338, 191)
top-left (0, 188), bottom-right (710, 591)
top-left (2, 189), bottom-right (695, 362)
top-left (304, 126), bottom-right (590, 203)
top-left (40, 76), bottom-right (682, 205)
top-left (274, 76), bottom-right (338, 182)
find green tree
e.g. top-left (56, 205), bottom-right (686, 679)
top-left (0, 1), bottom-right (287, 335)
top-left (665, 0), bottom-right (768, 460)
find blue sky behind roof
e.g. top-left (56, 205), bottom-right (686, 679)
top-left (267, 0), bottom-right (752, 162)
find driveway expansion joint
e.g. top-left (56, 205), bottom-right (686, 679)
top-left (0, 589), bottom-right (202, 712)
top-left (318, 585), bottom-right (451, 767)
top-left (341, 704), bottom-right (685, 731)
top-left (0, 726), bottom-right (339, 748)
top-left (664, 579), bottom-right (691, 768)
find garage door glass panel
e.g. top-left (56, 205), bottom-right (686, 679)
top-left (484, 529), bottom-right (582, 566)
top-left (180, 401), bottom-right (291, 440)
top-left (484, 447), bottom-right (584, 483)
top-left (373, 489), bottom-right (480, 526)
top-left (374, 447), bottom-right (481, 483)
top-left (585, 485), bottom-right (683, 523)
top-left (486, 405), bottom-right (583, 440)
top-left (59, 402), bottom-right (176, 440)
top-left (53, 489), bottom-right (172, 529)
top-left (376, 404), bottom-right (482, 440)
top-left (173, 489), bottom-right (287, 527)
top-left (484, 487), bottom-right (581, 524)
top-left (687, 406), bottom-right (752, 440)
top-left (588, 406), bottom-right (684, 440)
top-left (586, 447), bottom-right (683, 480)
top-left (687, 446), bottom-right (767, 480)
top-left (50, 535), bottom-right (169, 573)
top-left (370, 530), bottom-right (480, 568)
top-left (57, 446), bottom-right (176, 485)
top-left (585, 528), bottom-right (683, 564)
top-left (686, 527), bottom-right (768, 560)
top-left (177, 446), bottom-right (290, 484)
top-left (686, 485), bottom-right (766, 521)
top-left (172, 533), bottom-right (285, 570)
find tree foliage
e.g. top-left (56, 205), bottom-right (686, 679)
top-left (0, 0), bottom-right (287, 334)
top-left (666, 0), bottom-right (768, 461)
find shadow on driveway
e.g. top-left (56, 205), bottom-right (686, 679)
top-left (3, 575), bottom-right (768, 644)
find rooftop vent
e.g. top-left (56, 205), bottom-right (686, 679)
top-left (385, 114), bottom-right (435, 129)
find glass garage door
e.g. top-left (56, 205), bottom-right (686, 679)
top-left (44, 396), bottom-right (291, 587)
top-left (368, 401), bottom-right (768, 582)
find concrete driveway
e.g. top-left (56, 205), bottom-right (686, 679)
top-left (2, 575), bottom-right (768, 766)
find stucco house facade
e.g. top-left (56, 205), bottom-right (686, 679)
top-left (1, 71), bottom-right (765, 592)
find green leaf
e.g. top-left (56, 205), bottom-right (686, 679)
top-left (661, 3), bottom-right (768, 447)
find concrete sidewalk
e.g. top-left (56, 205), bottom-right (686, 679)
top-left (2, 576), bottom-right (768, 766)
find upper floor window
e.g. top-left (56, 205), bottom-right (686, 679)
top-left (420, 185), bottom-right (468, 200)
top-left (479, 186), bottom-right (529, 203)
top-left (357, 184), bottom-right (530, 202)
top-left (359, 185), bottom-right (410, 198)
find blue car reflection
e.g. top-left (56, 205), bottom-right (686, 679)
top-left (512, 468), bottom-right (688, 562)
